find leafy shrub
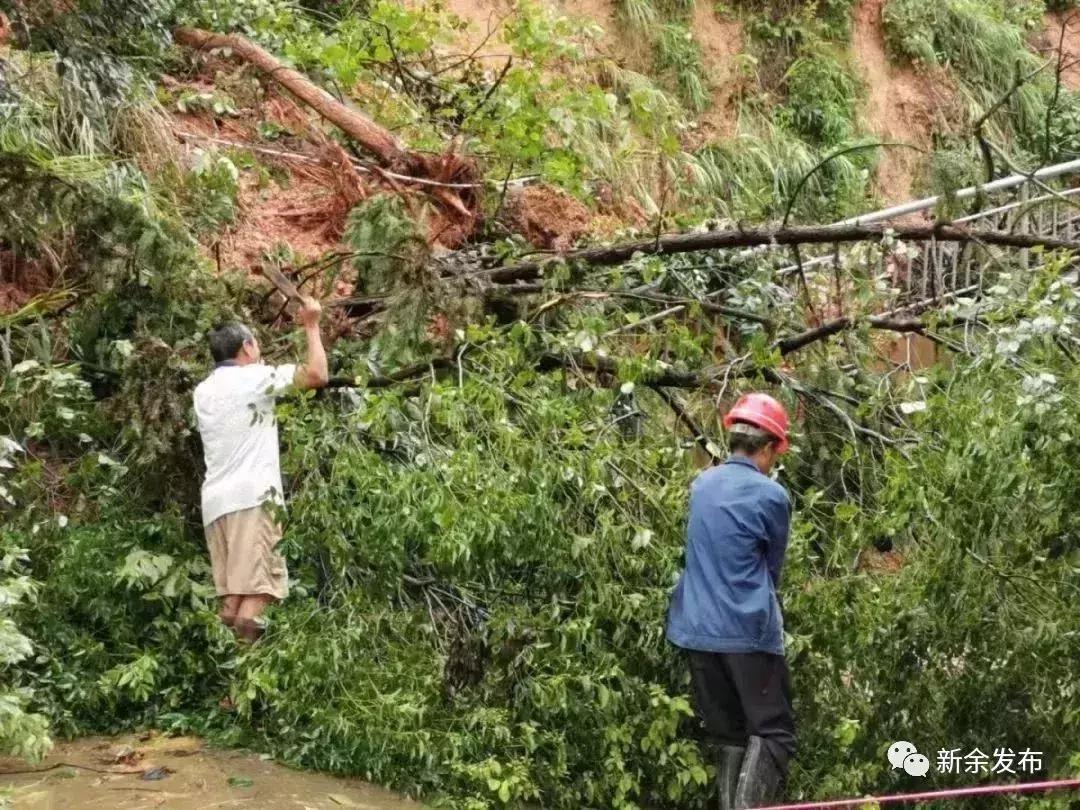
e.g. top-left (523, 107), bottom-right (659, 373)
top-left (0, 443), bottom-right (51, 762)
top-left (16, 267), bottom-right (1080, 806)
top-left (345, 195), bottom-right (428, 294)
top-left (736, 0), bottom-right (855, 44)
top-left (775, 45), bottom-right (861, 146)
top-left (183, 149), bottom-right (240, 234)
top-left (1045, 92), bottom-right (1080, 161)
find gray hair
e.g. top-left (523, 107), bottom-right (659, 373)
top-left (208, 322), bottom-right (254, 364)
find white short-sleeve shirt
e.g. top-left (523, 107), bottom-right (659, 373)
top-left (194, 363), bottom-right (297, 527)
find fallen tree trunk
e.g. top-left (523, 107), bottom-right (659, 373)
top-left (173, 26), bottom-right (480, 237)
top-left (481, 224), bottom-right (1080, 284)
top-left (173, 26), bottom-right (406, 165)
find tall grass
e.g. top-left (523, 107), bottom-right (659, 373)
top-left (0, 50), bottom-right (205, 256)
top-left (686, 115), bottom-right (871, 221)
top-left (616, 0), bottom-right (658, 31)
top-left (0, 88), bottom-right (111, 188)
top-left (0, 49), bottom-right (163, 166)
top-left (598, 61), bottom-right (685, 133)
top-left (883, 0), bottom-right (1052, 144)
top-left (653, 23), bottom-right (710, 113)
top-left (659, 0), bottom-right (696, 20)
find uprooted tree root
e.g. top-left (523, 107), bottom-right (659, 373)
top-left (172, 27), bottom-right (482, 240)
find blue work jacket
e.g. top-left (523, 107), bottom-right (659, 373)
top-left (666, 455), bottom-right (792, 656)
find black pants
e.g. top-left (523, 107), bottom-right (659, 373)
top-left (686, 650), bottom-right (797, 772)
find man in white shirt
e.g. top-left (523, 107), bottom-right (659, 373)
top-left (194, 297), bottom-right (328, 641)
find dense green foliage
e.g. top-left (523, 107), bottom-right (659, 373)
top-left (1, 0), bottom-right (1080, 808)
top-left (7, 202), bottom-right (1080, 808)
top-left (776, 45), bottom-right (861, 146)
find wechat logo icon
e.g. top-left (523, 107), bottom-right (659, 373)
top-left (888, 741), bottom-right (929, 777)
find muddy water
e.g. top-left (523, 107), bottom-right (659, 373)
top-left (0, 734), bottom-right (423, 810)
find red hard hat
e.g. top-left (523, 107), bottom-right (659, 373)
top-left (722, 392), bottom-right (790, 454)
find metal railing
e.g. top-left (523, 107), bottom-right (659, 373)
top-left (769, 159), bottom-right (1080, 307)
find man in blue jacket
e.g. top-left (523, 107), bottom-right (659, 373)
top-left (667, 393), bottom-right (795, 809)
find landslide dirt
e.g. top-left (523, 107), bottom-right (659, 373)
top-left (692, 2), bottom-right (745, 143)
top-left (0, 253), bottom-right (53, 316)
top-left (433, 0), bottom-right (966, 208)
top-left (163, 69), bottom-right (361, 275)
top-left (851, 0), bottom-right (957, 204)
top-left (153, 0), bottom-right (976, 269)
top-left (505, 184), bottom-right (592, 250)
top-left (411, 0), bottom-right (745, 143)
top-left (161, 54), bottom-right (475, 282)
top-left (1039, 11), bottom-right (1080, 91)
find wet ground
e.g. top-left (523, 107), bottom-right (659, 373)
top-left (0, 734), bottom-right (422, 810)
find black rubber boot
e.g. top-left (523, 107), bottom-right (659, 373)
top-left (733, 735), bottom-right (784, 809)
top-left (718, 745), bottom-right (745, 810)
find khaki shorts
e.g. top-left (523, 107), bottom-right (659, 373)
top-left (205, 506), bottom-right (289, 600)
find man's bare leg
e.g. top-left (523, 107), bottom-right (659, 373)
top-left (234, 594), bottom-right (274, 642)
top-left (219, 595), bottom-right (242, 628)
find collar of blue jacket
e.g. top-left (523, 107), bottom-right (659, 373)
top-left (723, 454), bottom-right (760, 472)
top-left (666, 455), bottom-right (792, 656)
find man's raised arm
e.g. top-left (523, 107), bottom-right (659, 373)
top-left (293, 297), bottom-right (329, 390)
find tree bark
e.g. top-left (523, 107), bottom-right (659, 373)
top-left (480, 224), bottom-right (1080, 284)
top-left (173, 27), bottom-right (406, 166)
